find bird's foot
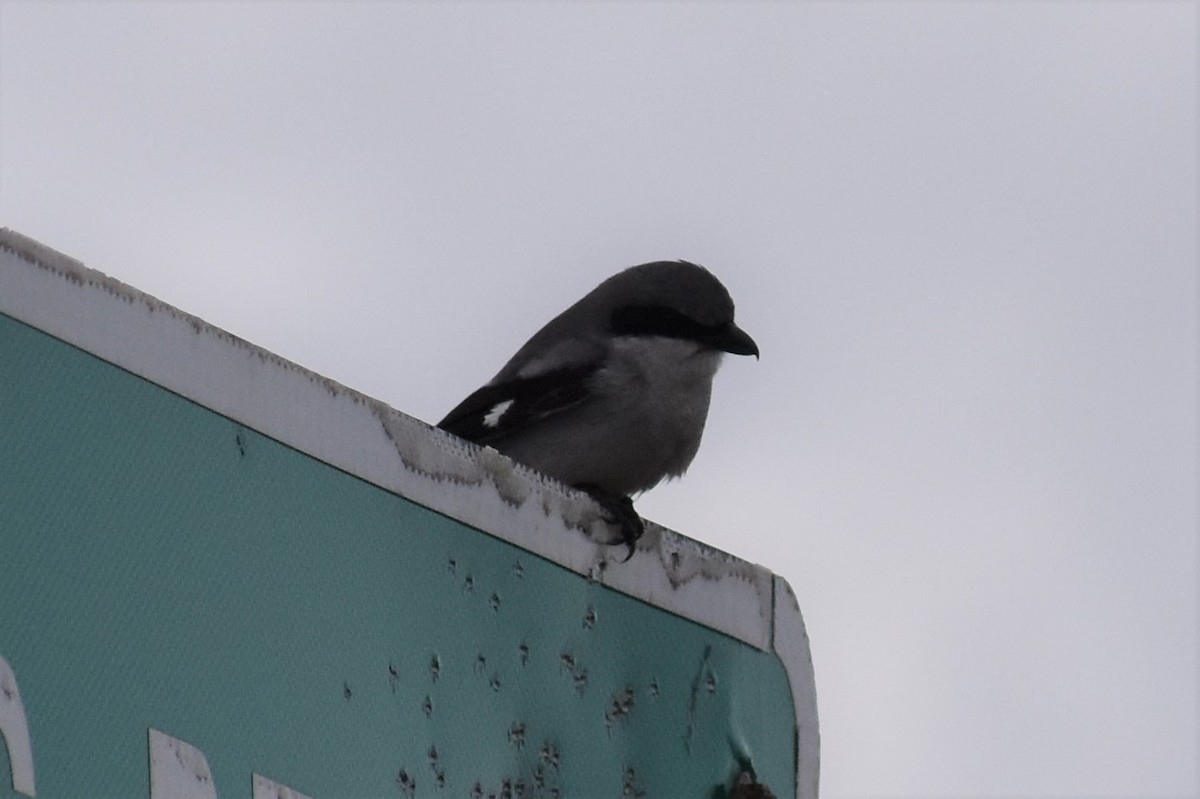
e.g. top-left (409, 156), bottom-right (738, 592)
top-left (575, 485), bottom-right (644, 561)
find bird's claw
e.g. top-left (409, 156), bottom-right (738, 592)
top-left (576, 485), bottom-right (644, 561)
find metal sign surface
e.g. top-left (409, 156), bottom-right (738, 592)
top-left (0, 230), bottom-right (818, 798)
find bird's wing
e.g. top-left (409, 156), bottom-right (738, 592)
top-left (437, 362), bottom-right (600, 445)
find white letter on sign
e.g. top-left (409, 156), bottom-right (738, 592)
top-left (253, 773), bottom-right (316, 799)
top-left (149, 729), bottom-right (217, 799)
top-left (0, 656), bottom-right (35, 797)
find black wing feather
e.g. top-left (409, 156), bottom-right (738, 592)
top-left (438, 364), bottom-right (599, 445)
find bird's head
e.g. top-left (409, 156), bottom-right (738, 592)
top-left (600, 260), bottom-right (759, 359)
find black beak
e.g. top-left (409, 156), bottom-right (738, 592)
top-left (715, 322), bottom-right (760, 359)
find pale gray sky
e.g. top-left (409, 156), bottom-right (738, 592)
top-left (1, 2), bottom-right (1195, 796)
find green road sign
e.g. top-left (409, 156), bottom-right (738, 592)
top-left (0, 229), bottom-right (818, 798)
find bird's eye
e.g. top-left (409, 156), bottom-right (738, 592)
top-left (611, 305), bottom-right (706, 340)
top-left (611, 305), bottom-right (732, 347)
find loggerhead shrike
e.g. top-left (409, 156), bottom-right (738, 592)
top-left (438, 260), bottom-right (758, 555)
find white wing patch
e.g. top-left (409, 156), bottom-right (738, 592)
top-left (482, 398), bottom-right (515, 428)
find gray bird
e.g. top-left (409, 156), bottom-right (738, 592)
top-left (438, 260), bottom-right (758, 554)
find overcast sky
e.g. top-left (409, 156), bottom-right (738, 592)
top-left (1, 2), bottom-right (1196, 797)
